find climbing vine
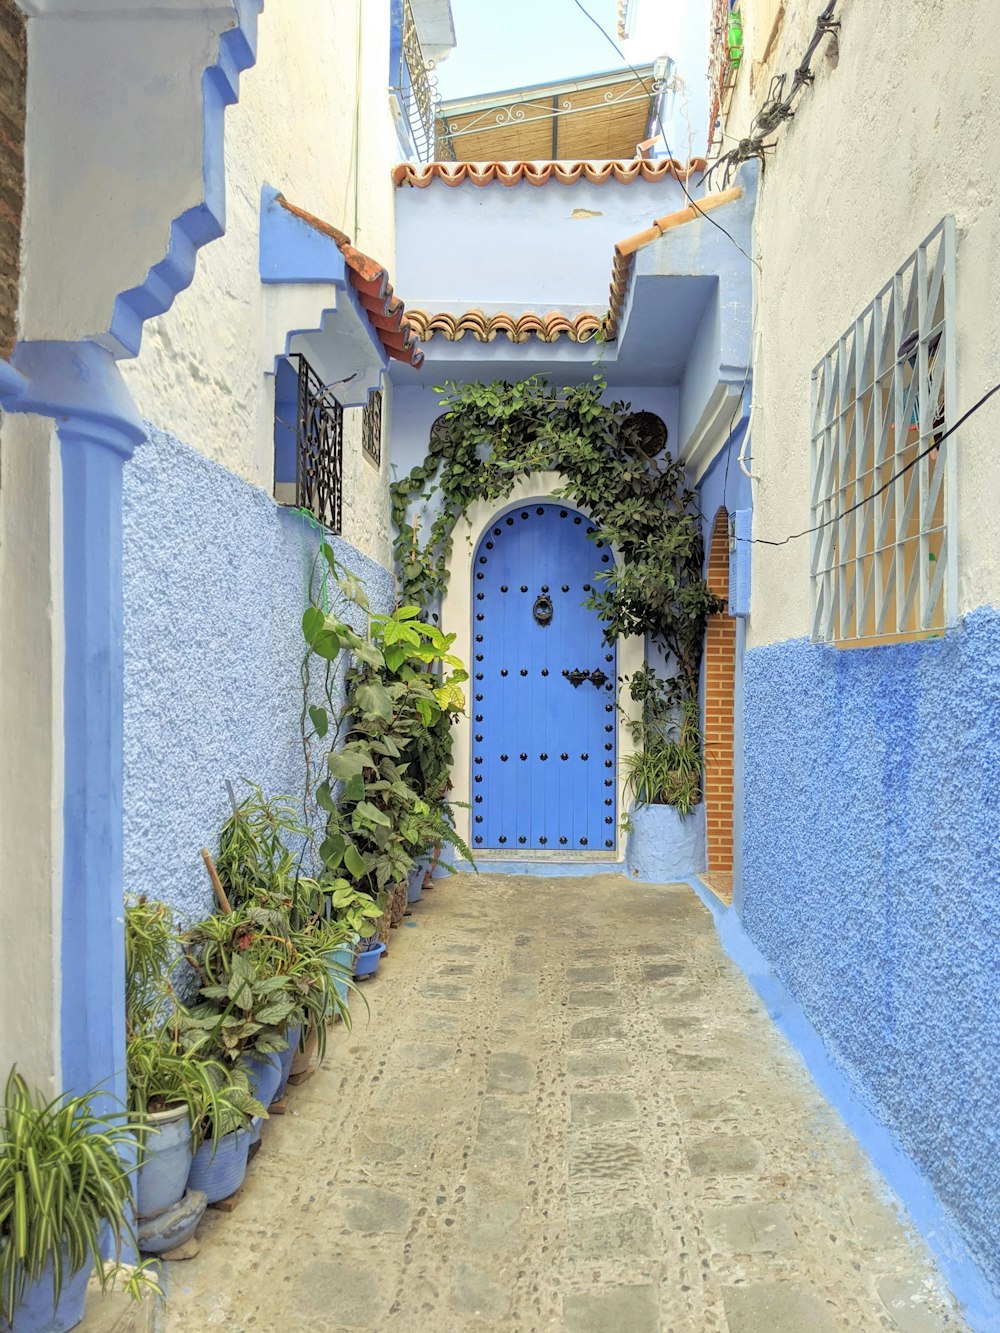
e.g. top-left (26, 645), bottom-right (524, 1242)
top-left (390, 375), bottom-right (720, 705)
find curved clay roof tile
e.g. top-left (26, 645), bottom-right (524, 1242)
top-left (391, 159), bottom-right (707, 189)
top-left (405, 310), bottom-right (603, 344)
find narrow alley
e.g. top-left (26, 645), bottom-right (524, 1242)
top-left (161, 875), bottom-right (965, 1333)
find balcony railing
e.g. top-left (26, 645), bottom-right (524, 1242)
top-left (391, 0), bottom-right (449, 163)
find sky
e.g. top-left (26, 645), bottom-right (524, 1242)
top-left (435, 0), bottom-right (663, 101)
top-left (432, 0), bottom-right (710, 157)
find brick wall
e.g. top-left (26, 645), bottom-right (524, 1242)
top-left (704, 508), bottom-right (735, 872)
top-left (0, 0), bottom-right (25, 360)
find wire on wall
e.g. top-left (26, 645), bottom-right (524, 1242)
top-left (738, 380), bottom-right (1000, 548)
top-left (703, 0), bottom-right (841, 189)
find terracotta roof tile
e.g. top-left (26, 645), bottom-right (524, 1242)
top-left (605, 186), bottom-right (744, 340)
top-left (405, 310), bottom-right (603, 344)
top-left (392, 158), bottom-right (707, 189)
top-left (276, 195), bottom-right (423, 368)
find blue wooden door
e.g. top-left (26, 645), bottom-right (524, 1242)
top-left (471, 504), bottom-right (617, 852)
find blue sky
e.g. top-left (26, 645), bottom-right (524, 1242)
top-left (435, 0), bottom-right (630, 101)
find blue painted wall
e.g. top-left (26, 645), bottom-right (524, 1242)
top-left (122, 425), bottom-right (394, 923)
top-left (742, 606), bottom-right (1000, 1297)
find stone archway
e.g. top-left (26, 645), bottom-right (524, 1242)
top-left (704, 508), bottom-right (735, 881)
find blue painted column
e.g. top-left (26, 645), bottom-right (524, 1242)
top-left (8, 341), bottom-right (145, 1105)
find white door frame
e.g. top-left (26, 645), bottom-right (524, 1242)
top-left (441, 472), bottom-right (643, 862)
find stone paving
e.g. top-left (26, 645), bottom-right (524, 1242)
top-left (159, 874), bottom-right (967, 1332)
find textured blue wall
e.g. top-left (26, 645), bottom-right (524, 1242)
top-left (122, 425), bottom-right (394, 923)
top-left (742, 606), bottom-right (1000, 1295)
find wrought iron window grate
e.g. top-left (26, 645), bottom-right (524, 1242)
top-left (810, 217), bottom-right (956, 646)
top-left (294, 353), bottom-right (343, 534)
top-left (362, 388), bottom-right (382, 467)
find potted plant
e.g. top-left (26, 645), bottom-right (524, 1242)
top-left (0, 1068), bottom-right (159, 1333)
top-left (622, 669), bottom-right (707, 880)
top-left (125, 897), bottom-right (230, 1230)
top-left (182, 896), bottom-right (348, 1105)
top-left (184, 1065), bottom-right (266, 1206)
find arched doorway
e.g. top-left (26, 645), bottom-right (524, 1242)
top-left (704, 508), bottom-right (735, 890)
top-left (471, 502), bottom-right (617, 853)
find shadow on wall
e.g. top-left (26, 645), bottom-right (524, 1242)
top-left (121, 424), bottom-right (395, 922)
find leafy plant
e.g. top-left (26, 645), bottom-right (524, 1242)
top-left (316, 604), bottom-right (472, 894)
top-left (622, 669), bottom-right (704, 814)
top-left (215, 783), bottom-right (311, 915)
top-left (181, 901), bottom-right (351, 1066)
top-left (125, 896), bottom-right (264, 1143)
top-left (0, 1069), bottom-right (161, 1324)
top-left (388, 375), bottom-right (722, 807)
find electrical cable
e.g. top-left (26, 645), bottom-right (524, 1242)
top-left (739, 380), bottom-right (1000, 547)
top-left (567, 0), bottom-right (759, 273)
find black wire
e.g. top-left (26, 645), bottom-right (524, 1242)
top-left (741, 380), bottom-right (1000, 547)
top-left (566, 0), bottom-right (760, 273)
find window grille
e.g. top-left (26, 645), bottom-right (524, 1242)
top-left (294, 353), bottom-right (343, 534)
top-left (362, 388), bottom-right (382, 467)
top-left (810, 218), bottom-right (956, 646)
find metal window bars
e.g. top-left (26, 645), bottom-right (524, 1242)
top-left (392, 0), bottom-right (444, 164)
top-left (294, 353), bottom-right (343, 534)
top-left (362, 388), bottom-right (382, 467)
top-left (810, 217), bottom-right (956, 646)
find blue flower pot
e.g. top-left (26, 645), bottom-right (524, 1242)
top-left (137, 1188), bottom-right (207, 1256)
top-left (324, 938), bottom-right (356, 1009)
top-left (0, 1256), bottom-right (90, 1333)
top-left (135, 1104), bottom-right (193, 1221)
top-left (354, 940), bottom-right (386, 979)
top-left (406, 859), bottom-right (428, 904)
top-left (240, 1050), bottom-right (283, 1145)
top-left (187, 1129), bottom-right (251, 1204)
top-left (240, 1050), bottom-right (283, 1109)
top-left (274, 1025), bottom-right (301, 1101)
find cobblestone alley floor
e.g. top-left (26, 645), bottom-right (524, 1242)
top-left (160, 873), bottom-right (967, 1332)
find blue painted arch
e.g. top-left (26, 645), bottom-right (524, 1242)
top-left (471, 502), bottom-right (618, 853)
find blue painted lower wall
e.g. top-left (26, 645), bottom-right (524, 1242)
top-left (742, 606), bottom-right (1000, 1306)
top-left (122, 425), bottom-right (394, 922)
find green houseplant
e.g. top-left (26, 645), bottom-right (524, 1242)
top-left (307, 602), bottom-right (471, 908)
top-left (125, 896), bottom-right (260, 1227)
top-left (622, 668), bottom-right (704, 815)
top-left (0, 1068), bottom-right (159, 1332)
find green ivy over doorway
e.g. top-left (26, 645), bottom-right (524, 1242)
top-left (390, 375), bottom-right (720, 706)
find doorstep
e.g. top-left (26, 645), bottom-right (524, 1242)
top-left (698, 871), bottom-right (734, 907)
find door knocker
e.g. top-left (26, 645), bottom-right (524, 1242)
top-left (532, 592), bottom-right (554, 626)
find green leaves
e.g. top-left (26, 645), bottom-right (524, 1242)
top-left (0, 1068), bottom-right (155, 1323)
top-left (309, 705), bottom-right (328, 739)
top-left (344, 844), bottom-right (367, 879)
top-left (353, 679), bottom-right (393, 722)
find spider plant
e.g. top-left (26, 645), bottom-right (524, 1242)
top-left (125, 896), bottom-right (260, 1147)
top-left (0, 1068), bottom-right (160, 1326)
top-left (623, 676), bottom-right (704, 816)
top-left (215, 782), bottom-right (310, 913)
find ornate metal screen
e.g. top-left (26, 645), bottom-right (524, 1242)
top-left (294, 353), bottom-right (343, 534)
top-left (362, 388), bottom-right (382, 467)
top-left (393, 0), bottom-right (441, 163)
top-left (810, 218), bottom-right (956, 646)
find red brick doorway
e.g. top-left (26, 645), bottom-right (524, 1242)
top-left (704, 508), bottom-right (735, 886)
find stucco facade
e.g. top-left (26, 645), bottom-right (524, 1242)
top-left (713, 0), bottom-right (1000, 1313)
top-left (121, 0), bottom-right (399, 504)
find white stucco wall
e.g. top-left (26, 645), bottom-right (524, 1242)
top-left (0, 412), bottom-right (62, 1094)
top-left (722, 0), bottom-right (1000, 649)
top-left (20, 7), bottom-right (224, 345)
top-left (121, 0), bottom-right (400, 558)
